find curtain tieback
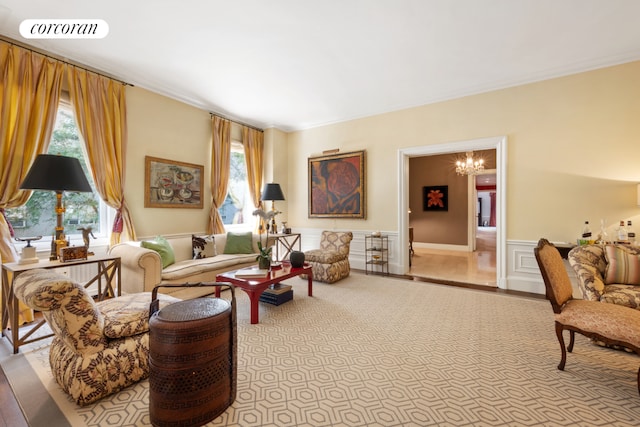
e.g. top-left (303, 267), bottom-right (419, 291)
top-left (0, 208), bottom-right (16, 238)
top-left (112, 210), bottom-right (123, 233)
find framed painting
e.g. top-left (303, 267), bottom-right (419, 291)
top-left (308, 150), bottom-right (366, 218)
top-left (423, 185), bottom-right (448, 211)
top-left (144, 156), bottom-right (204, 208)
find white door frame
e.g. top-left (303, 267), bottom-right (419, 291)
top-left (471, 169), bottom-right (497, 251)
top-left (397, 136), bottom-right (508, 288)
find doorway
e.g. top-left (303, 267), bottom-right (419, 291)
top-left (398, 136), bottom-right (507, 288)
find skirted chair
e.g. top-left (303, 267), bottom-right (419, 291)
top-left (534, 238), bottom-right (640, 395)
top-left (302, 231), bottom-right (353, 283)
top-left (14, 268), bottom-right (180, 406)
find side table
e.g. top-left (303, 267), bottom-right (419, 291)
top-left (269, 233), bottom-right (302, 262)
top-left (1, 254), bottom-right (121, 353)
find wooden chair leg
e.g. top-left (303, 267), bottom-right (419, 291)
top-left (555, 322), bottom-right (567, 371)
top-left (567, 330), bottom-right (575, 353)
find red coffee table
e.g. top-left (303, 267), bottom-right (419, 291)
top-left (215, 262), bottom-right (312, 324)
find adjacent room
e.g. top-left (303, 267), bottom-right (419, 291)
top-left (2, 1), bottom-right (640, 426)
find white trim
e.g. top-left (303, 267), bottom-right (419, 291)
top-left (398, 136), bottom-right (508, 288)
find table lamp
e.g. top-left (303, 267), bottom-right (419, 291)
top-left (260, 183), bottom-right (285, 232)
top-left (20, 154), bottom-right (93, 260)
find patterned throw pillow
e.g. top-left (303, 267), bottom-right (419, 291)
top-left (141, 236), bottom-right (175, 268)
top-left (192, 234), bottom-right (216, 259)
top-left (604, 244), bottom-right (640, 285)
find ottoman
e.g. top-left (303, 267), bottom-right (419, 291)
top-left (149, 284), bottom-right (236, 427)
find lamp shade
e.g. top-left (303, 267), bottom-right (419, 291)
top-left (20, 154), bottom-right (92, 192)
top-left (261, 183), bottom-right (285, 201)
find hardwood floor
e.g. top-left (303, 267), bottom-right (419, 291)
top-left (0, 358), bottom-right (27, 427)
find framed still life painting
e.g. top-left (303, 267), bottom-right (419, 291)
top-left (144, 156), bottom-right (204, 208)
top-left (423, 185), bottom-right (448, 211)
top-left (308, 150), bottom-right (366, 218)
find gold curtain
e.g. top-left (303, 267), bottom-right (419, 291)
top-left (0, 41), bottom-right (64, 262)
top-left (66, 66), bottom-right (135, 245)
top-left (243, 126), bottom-right (264, 210)
top-left (0, 41), bottom-right (64, 325)
top-left (208, 116), bottom-right (231, 234)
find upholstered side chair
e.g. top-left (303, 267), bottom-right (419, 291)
top-left (14, 268), bottom-right (179, 406)
top-left (534, 238), bottom-right (640, 395)
top-left (302, 231), bottom-right (353, 283)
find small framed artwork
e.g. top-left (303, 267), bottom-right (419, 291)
top-left (308, 150), bottom-right (366, 218)
top-left (145, 156), bottom-right (204, 208)
top-left (423, 185), bottom-right (448, 211)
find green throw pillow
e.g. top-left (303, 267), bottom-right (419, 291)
top-left (223, 231), bottom-right (254, 254)
top-left (141, 236), bottom-right (175, 268)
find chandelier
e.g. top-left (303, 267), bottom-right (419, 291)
top-left (455, 151), bottom-right (484, 176)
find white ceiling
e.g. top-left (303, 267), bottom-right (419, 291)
top-left (2, 0), bottom-right (640, 132)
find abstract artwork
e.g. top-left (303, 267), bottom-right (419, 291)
top-left (144, 156), bottom-right (203, 208)
top-left (308, 150), bottom-right (365, 218)
top-left (423, 185), bottom-right (448, 211)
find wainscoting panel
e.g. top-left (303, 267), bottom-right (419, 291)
top-left (295, 228), bottom-right (401, 275)
top-left (506, 240), bottom-right (578, 297)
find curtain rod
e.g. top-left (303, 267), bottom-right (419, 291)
top-left (0, 36), bottom-right (133, 87)
top-left (210, 112), bottom-right (263, 132)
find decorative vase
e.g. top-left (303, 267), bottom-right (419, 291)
top-left (290, 251), bottom-right (305, 268)
top-left (258, 256), bottom-right (271, 270)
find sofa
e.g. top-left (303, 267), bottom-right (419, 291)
top-left (568, 243), bottom-right (640, 310)
top-left (109, 232), bottom-right (265, 299)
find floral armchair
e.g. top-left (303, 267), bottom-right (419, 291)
top-left (568, 243), bottom-right (640, 310)
top-left (14, 268), bottom-right (179, 406)
top-left (303, 231), bottom-right (353, 283)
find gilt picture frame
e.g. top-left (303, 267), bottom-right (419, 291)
top-left (308, 150), bottom-right (366, 218)
top-left (144, 156), bottom-right (204, 208)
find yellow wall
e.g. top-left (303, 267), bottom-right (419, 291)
top-left (285, 61), bottom-right (640, 243)
top-left (126, 86), bottom-right (212, 237)
top-left (124, 88), bottom-right (288, 238)
top-left (122, 61), bottom-right (640, 244)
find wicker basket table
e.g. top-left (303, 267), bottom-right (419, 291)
top-left (149, 284), bottom-right (236, 427)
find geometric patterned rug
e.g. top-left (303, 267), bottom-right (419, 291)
top-left (2, 272), bottom-right (640, 426)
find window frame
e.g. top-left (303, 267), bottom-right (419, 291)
top-left (9, 102), bottom-right (114, 254)
top-left (221, 141), bottom-right (256, 233)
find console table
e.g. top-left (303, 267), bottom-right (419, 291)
top-left (270, 233), bottom-right (302, 262)
top-left (1, 254), bottom-right (121, 353)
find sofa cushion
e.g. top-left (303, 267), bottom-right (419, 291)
top-left (192, 234), bottom-right (216, 259)
top-left (604, 244), bottom-right (640, 285)
top-left (161, 253), bottom-right (258, 281)
top-left (223, 231), bottom-right (254, 254)
top-left (141, 236), bottom-right (175, 268)
top-left (600, 284), bottom-right (640, 309)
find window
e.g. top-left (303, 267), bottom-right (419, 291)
top-left (7, 104), bottom-right (112, 248)
top-left (219, 142), bottom-right (255, 231)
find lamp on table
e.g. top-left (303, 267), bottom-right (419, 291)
top-left (20, 154), bottom-right (93, 260)
top-left (260, 183), bottom-right (285, 232)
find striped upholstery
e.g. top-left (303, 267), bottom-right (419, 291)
top-left (604, 244), bottom-right (640, 285)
